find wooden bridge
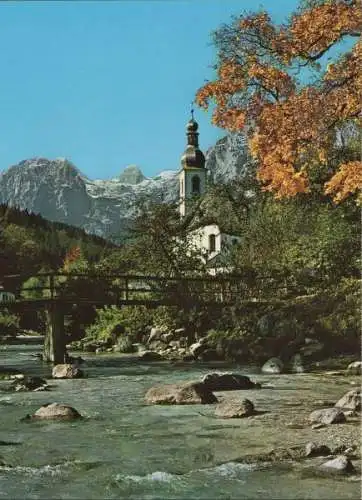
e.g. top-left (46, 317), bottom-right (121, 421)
top-left (0, 271), bottom-right (289, 364)
top-left (0, 271), bottom-right (284, 308)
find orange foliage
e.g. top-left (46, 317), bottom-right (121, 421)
top-left (196, 0), bottom-right (362, 202)
top-left (325, 161), bottom-right (362, 202)
top-left (63, 246), bottom-right (81, 272)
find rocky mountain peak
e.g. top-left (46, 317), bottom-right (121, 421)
top-left (0, 133), bottom-right (252, 240)
top-left (118, 165), bottom-right (145, 185)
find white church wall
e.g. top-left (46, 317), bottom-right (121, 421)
top-left (187, 224), bottom-right (222, 261)
top-left (179, 168), bottom-right (207, 216)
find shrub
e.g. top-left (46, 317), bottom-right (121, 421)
top-left (81, 305), bottom-right (152, 347)
top-left (0, 310), bottom-right (19, 337)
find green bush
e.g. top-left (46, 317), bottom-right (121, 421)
top-left (152, 306), bottom-right (180, 333)
top-left (0, 310), bottom-right (19, 337)
top-left (202, 277), bottom-right (360, 362)
top-left (81, 305), bottom-right (152, 347)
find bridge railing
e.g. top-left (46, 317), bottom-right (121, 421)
top-left (0, 271), bottom-right (289, 307)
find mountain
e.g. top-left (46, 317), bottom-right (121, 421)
top-left (205, 133), bottom-right (250, 183)
top-left (118, 165), bottom-right (146, 185)
top-left (0, 134), bottom-right (250, 240)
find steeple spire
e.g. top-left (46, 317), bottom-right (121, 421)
top-left (179, 104), bottom-right (207, 217)
top-left (180, 109), bottom-right (205, 169)
top-left (185, 106), bottom-right (200, 148)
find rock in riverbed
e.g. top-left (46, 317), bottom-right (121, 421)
top-left (335, 389), bottom-right (361, 412)
top-left (305, 442), bottom-right (331, 457)
top-left (346, 361), bottom-right (362, 375)
top-left (11, 375), bottom-right (49, 392)
top-left (202, 372), bottom-right (261, 391)
top-left (290, 354), bottom-right (305, 373)
top-left (308, 408), bottom-right (346, 425)
top-left (319, 455), bottom-right (356, 475)
top-left (215, 399), bottom-right (255, 418)
top-left (261, 357), bottom-right (284, 374)
top-left (145, 382), bottom-right (217, 405)
top-left (24, 402), bottom-right (82, 421)
top-left (138, 351), bottom-right (164, 361)
top-left (52, 364), bottom-right (83, 379)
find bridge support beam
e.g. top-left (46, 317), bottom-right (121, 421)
top-left (43, 305), bottom-right (66, 364)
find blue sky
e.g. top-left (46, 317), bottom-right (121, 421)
top-left (0, 0), bottom-right (301, 179)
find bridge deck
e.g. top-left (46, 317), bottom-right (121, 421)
top-left (0, 272), bottom-right (294, 309)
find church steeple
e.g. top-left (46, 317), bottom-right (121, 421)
top-left (179, 107), bottom-right (207, 217)
top-left (181, 106), bottom-right (206, 169)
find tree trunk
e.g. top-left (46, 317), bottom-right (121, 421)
top-left (43, 306), bottom-right (65, 364)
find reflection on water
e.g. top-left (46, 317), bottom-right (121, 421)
top-left (0, 344), bottom-right (360, 499)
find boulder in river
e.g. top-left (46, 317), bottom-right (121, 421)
top-left (197, 349), bottom-right (221, 361)
top-left (346, 361), bottom-right (362, 376)
top-left (25, 402), bottom-right (83, 421)
top-left (145, 382), bottom-right (218, 405)
top-left (11, 375), bottom-right (49, 392)
top-left (52, 364), bottom-right (84, 379)
top-left (335, 389), bottom-right (361, 412)
top-left (319, 455), bottom-right (355, 475)
top-left (290, 354), bottom-right (305, 373)
top-left (215, 399), bottom-right (255, 418)
top-left (138, 350), bottom-right (164, 361)
top-left (305, 442), bottom-right (331, 457)
top-left (308, 408), bottom-right (346, 425)
top-left (202, 372), bottom-right (261, 391)
top-left (189, 340), bottom-right (207, 358)
top-left (261, 357), bottom-right (284, 374)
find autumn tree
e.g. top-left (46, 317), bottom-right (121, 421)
top-left (196, 0), bottom-right (361, 203)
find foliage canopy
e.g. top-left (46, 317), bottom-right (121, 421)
top-left (196, 0), bottom-right (361, 203)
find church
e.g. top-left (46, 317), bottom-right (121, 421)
top-left (178, 112), bottom-right (241, 274)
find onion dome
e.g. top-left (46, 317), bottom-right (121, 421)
top-left (186, 119), bottom-right (198, 132)
top-left (181, 110), bottom-right (205, 169)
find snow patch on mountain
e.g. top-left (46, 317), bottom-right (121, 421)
top-left (0, 134), bottom-right (250, 240)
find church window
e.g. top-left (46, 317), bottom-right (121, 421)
top-left (209, 234), bottom-right (216, 252)
top-left (192, 175), bottom-right (200, 194)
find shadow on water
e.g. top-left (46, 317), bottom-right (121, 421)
top-left (1, 342), bottom-right (262, 380)
top-left (83, 354), bottom-right (262, 378)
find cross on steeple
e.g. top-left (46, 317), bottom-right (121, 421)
top-left (190, 102), bottom-right (195, 121)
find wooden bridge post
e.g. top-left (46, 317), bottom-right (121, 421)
top-left (43, 303), bottom-right (66, 364)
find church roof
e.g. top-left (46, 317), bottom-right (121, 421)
top-left (187, 216), bottom-right (243, 237)
top-left (181, 145), bottom-right (206, 169)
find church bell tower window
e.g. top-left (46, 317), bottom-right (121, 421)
top-left (192, 175), bottom-right (200, 194)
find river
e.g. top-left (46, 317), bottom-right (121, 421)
top-left (0, 344), bottom-right (360, 499)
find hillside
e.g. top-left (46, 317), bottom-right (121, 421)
top-left (0, 204), bottom-right (116, 278)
